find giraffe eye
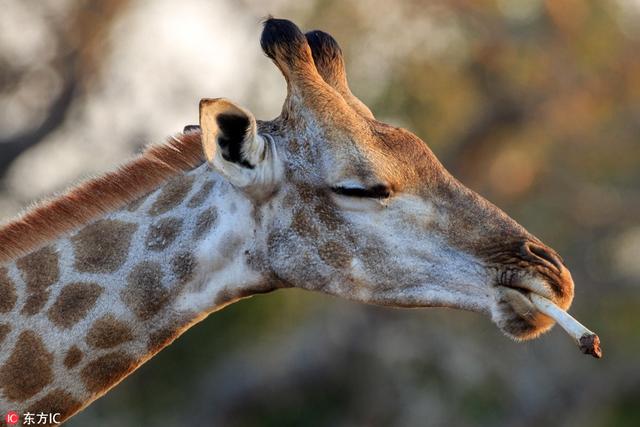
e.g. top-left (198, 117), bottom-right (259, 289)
top-left (332, 184), bottom-right (392, 199)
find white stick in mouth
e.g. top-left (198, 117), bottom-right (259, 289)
top-left (530, 294), bottom-right (602, 358)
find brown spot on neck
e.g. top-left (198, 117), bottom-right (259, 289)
top-left (48, 282), bottom-right (103, 329)
top-left (149, 174), bottom-right (195, 216)
top-left (121, 261), bottom-right (170, 320)
top-left (172, 251), bottom-right (197, 286)
top-left (16, 245), bottom-right (60, 315)
top-left (72, 219), bottom-right (137, 273)
top-left (86, 314), bottom-right (134, 349)
top-left (0, 323), bottom-right (10, 345)
top-left (145, 217), bottom-right (183, 251)
top-left (0, 267), bottom-right (17, 313)
top-left (194, 208), bottom-right (218, 240)
top-left (0, 330), bottom-right (53, 400)
top-left (28, 389), bottom-right (82, 425)
top-left (187, 180), bottom-right (215, 208)
top-left (63, 345), bottom-right (83, 369)
top-left (80, 350), bottom-right (136, 393)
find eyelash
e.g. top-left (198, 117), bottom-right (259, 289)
top-left (332, 184), bottom-right (392, 199)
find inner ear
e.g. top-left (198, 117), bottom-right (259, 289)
top-left (216, 113), bottom-right (253, 168)
top-left (199, 98), bottom-right (262, 169)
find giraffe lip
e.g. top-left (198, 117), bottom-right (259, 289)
top-left (500, 284), bottom-right (539, 308)
top-left (498, 274), bottom-right (555, 301)
top-left (502, 283), bottom-right (530, 296)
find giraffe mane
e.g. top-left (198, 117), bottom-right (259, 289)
top-left (0, 132), bottom-right (205, 263)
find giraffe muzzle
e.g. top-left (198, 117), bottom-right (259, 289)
top-left (490, 239), bottom-right (575, 340)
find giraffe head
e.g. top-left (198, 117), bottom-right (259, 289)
top-left (198, 19), bottom-right (574, 341)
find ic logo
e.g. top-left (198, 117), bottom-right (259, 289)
top-left (5, 411), bottom-right (19, 425)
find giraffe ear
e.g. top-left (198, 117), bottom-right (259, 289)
top-left (199, 98), bottom-right (282, 194)
top-left (200, 98), bottom-right (261, 167)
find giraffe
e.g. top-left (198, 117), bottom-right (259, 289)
top-left (0, 18), bottom-right (576, 424)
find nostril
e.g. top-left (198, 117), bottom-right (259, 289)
top-left (524, 242), bottom-right (564, 272)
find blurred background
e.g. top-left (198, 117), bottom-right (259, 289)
top-left (1, 0), bottom-right (639, 426)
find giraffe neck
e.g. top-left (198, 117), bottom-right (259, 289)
top-left (0, 163), bottom-right (273, 422)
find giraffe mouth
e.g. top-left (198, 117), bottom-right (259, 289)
top-left (492, 272), bottom-right (572, 341)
